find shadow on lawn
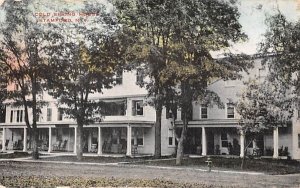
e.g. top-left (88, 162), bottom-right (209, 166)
top-left (0, 151), bottom-right (30, 159)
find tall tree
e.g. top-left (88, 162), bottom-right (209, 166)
top-left (0, 51), bottom-right (8, 124)
top-left (236, 77), bottom-right (294, 167)
top-left (44, 0), bottom-right (126, 160)
top-left (0, 0), bottom-right (51, 159)
top-left (166, 55), bottom-right (251, 165)
top-left (260, 13), bottom-right (300, 93)
top-left (114, 0), bottom-right (177, 157)
top-left (115, 0), bottom-right (251, 162)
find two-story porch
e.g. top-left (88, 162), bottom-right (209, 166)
top-left (0, 120), bottom-right (155, 156)
top-left (175, 119), bottom-right (292, 159)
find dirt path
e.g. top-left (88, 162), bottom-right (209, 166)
top-left (0, 161), bottom-right (300, 187)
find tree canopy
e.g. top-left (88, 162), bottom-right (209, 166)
top-left (260, 13), bottom-right (300, 92)
top-left (44, 0), bottom-right (127, 160)
top-left (236, 78), bottom-right (294, 134)
top-left (114, 0), bottom-right (252, 163)
top-left (0, 0), bottom-right (56, 159)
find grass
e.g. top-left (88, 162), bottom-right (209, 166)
top-left (38, 155), bottom-right (159, 163)
top-left (4, 152), bottom-right (300, 175)
top-left (138, 156), bottom-right (300, 175)
top-left (0, 176), bottom-right (223, 188)
top-left (0, 151), bottom-right (30, 159)
top-left (38, 155), bottom-right (173, 163)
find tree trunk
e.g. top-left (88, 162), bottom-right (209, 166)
top-left (241, 156), bottom-right (245, 169)
top-left (31, 76), bottom-right (39, 159)
top-left (32, 127), bottom-right (39, 159)
top-left (176, 136), bottom-right (184, 165)
top-left (154, 106), bottom-right (162, 158)
top-left (176, 115), bottom-right (188, 165)
top-left (76, 123), bottom-right (83, 161)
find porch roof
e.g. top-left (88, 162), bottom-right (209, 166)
top-left (95, 120), bottom-right (155, 128)
top-left (175, 119), bottom-right (240, 128)
top-left (0, 120), bottom-right (155, 128)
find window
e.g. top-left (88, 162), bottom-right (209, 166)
top-left (57, 108), bottom-right (63, 121)
top-left (16, 110), bottom-right (20, 122)
top-left (115, 70), bottom-right (123, 85)
top-left (132, 100), bottom-right (143, 116)
top-left (132, 128), bottom-right (144, 146)
top-left (136, 69), bottom-right (144, 83)
top-left (298, 134), bottom-right (300, 148)
top-left (20, 110), bottom-right (23, 122)
top-left (168, 129), bottom-right (175, 146)
top-left (101, 100), bottom-right (126, 116)
top-left (10, 110), bottom-right (13, 122)
top-left (200, 105), bottom-right (208, 119)
top-left (227, 103), bottom-right (235, 119)
top-left (36, 112), bottom-right (40, 122)
top-left (221, 133), bottom-right (228, 147)
top-left (16, 110), bottom-right (23, 122)
top-left (0, 106), bottom-right (6, 123)
top-left (47, 108), bottom-right (52, 121)
top-left (166, 105), bottom-right (177, 119)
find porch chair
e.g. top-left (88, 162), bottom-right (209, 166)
top-left (252, 148), bottom-right (261, 157)
top-left (60, 140), bottom-right (68, 151)
top-left (5, 140), bottom-right (9, 150)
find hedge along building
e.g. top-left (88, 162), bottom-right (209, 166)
top-left (0, 56), bottom-right (299, 159)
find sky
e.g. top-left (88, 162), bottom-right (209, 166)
top-left (0, 0), bottom-right (299, 55)
top-left (231, 0), bottom-right (300, 55)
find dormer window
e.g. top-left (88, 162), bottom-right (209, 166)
top-left (47, 108), bottom-right (52, 121)
top-left (200, 105), bottom-right (208, 119)
top-left (58, 108), bottom-right (63, 121)
top-left (227, 103), bottom-right (235, 119)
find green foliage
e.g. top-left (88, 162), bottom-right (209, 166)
top-left (236, 78), bottom-right (294, 133)
top-left (0, 0), bottom-right (51, 121)
top-left (0, 0), bottom-right (60, 159)
top-left (115, 0), bottom-right (252, 159)
top-left (142, 156), bottom-right (300, 175)
top-left (44, 1), bottom-right (126, 125)
top-left (260, 13), bottom-right (300, 92)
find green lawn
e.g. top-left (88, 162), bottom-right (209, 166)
top-left (3, 152), bottom-right (300, 175)
top-left (38, 155), bottom-right (300, 175)
top-left (38, 155), bottom-right (158, 163)
top-left (139, 156), bottom-right (300, 175)
top-left (0, 176), bottom-right (217, 188)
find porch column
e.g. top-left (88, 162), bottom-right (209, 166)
top-left (240, 130), bottom-right (245, 158)
top-left (88, 131), bottom-right (92, 153)
top-left (23, 128), bottom-right (27, 152)
top-left (201, 127), bottom-right (207, 156)
top-left (2, 128), bottom-right (5, 152)
top-left (126, 125), bottom-right (132, 156)
top-left (74, 127), bottom-right (77, 154)
top-left (273, 127), bottom-right (279, 159)
top-left (48, 127), bottom-right (52, 153)
top-left (97, 127), bottom-right (102, 155)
